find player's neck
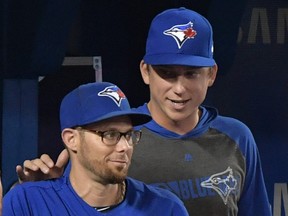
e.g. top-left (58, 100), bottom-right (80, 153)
top-left (148, 102), bottom-right (201, 135)
top-left (69, 167), bottom-right (125, 207)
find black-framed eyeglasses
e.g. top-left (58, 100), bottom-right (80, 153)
top-left (79, 128), bottom-right (142, 146)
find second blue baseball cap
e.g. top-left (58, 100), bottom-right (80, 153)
top-left (60, 82), bottom-right (151, 130)
top-left (144, 7), bottom-right (215, 67)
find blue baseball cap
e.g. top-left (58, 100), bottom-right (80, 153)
top-left (60, 82), bottom-right (151, 130)
top-left (144, 7), bottom-right (215, 67)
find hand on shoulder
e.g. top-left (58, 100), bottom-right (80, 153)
top-left (16, 149), bottom-right (69, 183)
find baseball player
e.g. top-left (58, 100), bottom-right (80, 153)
top-left (3, 82), bottom-right (188, 215)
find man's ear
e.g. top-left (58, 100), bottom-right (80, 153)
top-left (139, 60), bottom-right (150, 85)
top-left (208, 64), bottom-right (218, 87)
top-left (61, 128), bottom-right (78, 152)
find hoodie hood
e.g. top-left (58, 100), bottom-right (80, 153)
top-left (133, 104), bottom-right (218, 138)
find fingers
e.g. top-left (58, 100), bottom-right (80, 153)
top-left (16, 164), bottom-right (39, 183)
top-left (16, 165), bottom-right (25, 183)
top-left (22, 157), bottom-right (53, 174)
top-left (55, 149), bottom-right (69, 169)
top-left (39, 154), bottom-right (55, 169)
top-left (16, 154), bottom-right (56, 183)
top-left (15, 151), bottom-right (67, 184)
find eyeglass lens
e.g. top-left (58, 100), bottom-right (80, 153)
top-left (102, 130), bottom-right (141, 146)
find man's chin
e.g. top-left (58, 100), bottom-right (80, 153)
top-left (109, 175), bottom-right (126, 184)
top-left (107, 170), bottom-right (127, 184)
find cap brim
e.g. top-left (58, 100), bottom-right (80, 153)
top-left (81, 111), bottom-right (151, 127)
top-left (144, 54), bottom-right (215, 67)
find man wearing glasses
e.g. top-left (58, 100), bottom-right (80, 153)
top-left (2, 82), bottom-right (188, 215)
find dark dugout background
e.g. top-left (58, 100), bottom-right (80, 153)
top-left (1, 0), bottom-right (288, 215)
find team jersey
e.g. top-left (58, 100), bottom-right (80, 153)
top-left (3, 176), bottom-right (188, 216)
top-left (129, 104), bottom-right (272, 216)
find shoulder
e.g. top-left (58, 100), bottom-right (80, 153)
top-left (213, 115), bottom-right (249, 129)
top-left (133, 103), bottom-right (149, 114)
top-left (212, 115), bottom-right (254, 139)
top-left (132, 104), bottom-right (151, 130)
top-left (202, 106), bottom-right (254, 141)
top-left (4, 177), bottom-right (65, 201)
top-left (126, 178), bottom-right (184, 205)
top-left (6, 180), bottom-right (52, 193)
top-left (3, 180), bottom-right (52, 214)
top-left (3, 177), bottom-right (70, 215)
top-left (210, 115), bottom-right (259, 160)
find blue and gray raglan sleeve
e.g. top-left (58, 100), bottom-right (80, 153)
top-left (213, 116), bottom-right (272, 215)
top-left (237, 127), bottom-right (272, 215)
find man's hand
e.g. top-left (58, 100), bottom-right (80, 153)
top-left (16, 149), bottom-right (69, 183)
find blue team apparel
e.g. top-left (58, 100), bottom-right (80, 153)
top-left (129, 104), bottom-right (272, 216)
top-left (3, 176), bottom-right (188, 215)
top-left (62, 104), bottom-right (272, 215)
top-left (144, 7), bottom-right (215, 67)
top-left (60, 82), bottom-right (151, 130)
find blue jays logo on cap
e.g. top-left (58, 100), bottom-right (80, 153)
top-left (143, 7), bottom-right (215, 67)
top-left (163, 22), bottom-right (197, 49)
top-left (98, 85), bottom-right (126, 107)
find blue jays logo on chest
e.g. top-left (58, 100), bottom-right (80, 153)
top-left (201, 167), bottom-right (238, 205)
top-left (98, 86), bottom-right (126, 107)
top-left (163, 21), bottom-right (197, 49)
